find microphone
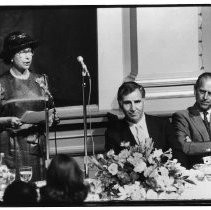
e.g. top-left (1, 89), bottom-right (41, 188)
top-left (77, 56), bottom-right (90, 77)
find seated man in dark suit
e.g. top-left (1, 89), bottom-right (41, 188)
top-left (172, 72), bottom-right (211, 169)
top-left (105, 81), bottom-right (174, 154)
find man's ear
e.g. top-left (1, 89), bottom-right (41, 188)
top-left (194, 87), bottom-right (196, 97)
top-left (118, 101), bottom-right (123, 110)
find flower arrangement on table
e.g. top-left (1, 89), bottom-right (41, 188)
top-left (88, 138), bottom-right (195, 201)
top-left (0, 164), bottom-right (16, 187)
top-left (0, 164), bottom-right (16, 200)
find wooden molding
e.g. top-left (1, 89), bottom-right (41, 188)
top-left (146, 90), bottom-right (194, 100)
top-left (136, 77), bottom-right (197, 87)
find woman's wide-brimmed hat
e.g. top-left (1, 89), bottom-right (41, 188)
top-left (0, 31), bottom-right (39, 62)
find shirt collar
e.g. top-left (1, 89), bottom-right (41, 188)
top-left (10, 68), bottom-right (30, 80)
top-left (199, 109), bottom-right (211, 115)
top-left (199, 108), bottom-right (211, 122)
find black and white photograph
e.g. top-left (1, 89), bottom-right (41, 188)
top-left (0, 1), bottom-right (211, 207)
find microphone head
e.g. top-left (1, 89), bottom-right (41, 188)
top-left (77, 56), bottom-right (83, 63)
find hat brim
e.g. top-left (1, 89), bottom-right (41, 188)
top-left (0, 40), bottom-right (39, 59)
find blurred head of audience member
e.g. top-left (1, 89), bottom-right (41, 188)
top-left (40, 154), bottom-right (89, 204)
top-left (3, 180), bottom-right (38, 206)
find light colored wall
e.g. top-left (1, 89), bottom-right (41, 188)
top-left (97, 7), bottom-right (210, 113)
top-left (136, 7), bottom-right (199, 80)
top-left (97, 8), bottom-right (125, 110)
top-left (202, 7), bottom-right (211, 73)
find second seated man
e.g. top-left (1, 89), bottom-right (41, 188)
top-left (172, 72), bottom-right (211, 169)
top-left (105, 81), bottom-right (174, 154)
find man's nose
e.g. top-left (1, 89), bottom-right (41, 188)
top-left (203, 92), bottom-right (208, 100)
top-left (130, 102), bottom-right (136, 111)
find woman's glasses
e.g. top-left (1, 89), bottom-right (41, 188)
top-left (16, 48), bottom-right (34, 57)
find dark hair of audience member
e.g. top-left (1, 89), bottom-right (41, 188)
top-left (194, 72), bottom-right (211, 90)
top-left (40, 154), bottom-right (89, 204)
top-left (3, 180), bottom-right (38, 206)
top-left (117, 81), bottom-right (145, 108)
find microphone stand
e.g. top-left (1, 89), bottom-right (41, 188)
top-left (44, 95), bottom-right (50, 168)
top-left (82, 70), bottom-right (89, 178)
top-left (51, 98), bottom-right (58, 155)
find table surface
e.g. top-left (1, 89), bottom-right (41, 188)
top-left (1, 178), bottom-right (211, 206)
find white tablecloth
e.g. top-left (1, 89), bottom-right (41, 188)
top-left (85, 177), bottom-right (211, 201)
top-left (179, 179), bottom-right (211, 200)
top-left (1, 178), bottom-right (211, 202)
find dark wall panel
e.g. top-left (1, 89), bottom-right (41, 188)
top-left (0, 6), bottom-right (98, 107)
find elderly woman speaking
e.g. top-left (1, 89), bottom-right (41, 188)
top-left (0, 31), bottom-right (52, 181)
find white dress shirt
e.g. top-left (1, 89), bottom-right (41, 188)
top-left (128, 113), bottom-right (149, 145)
top-left (200, 109), bottom-right (211, 122)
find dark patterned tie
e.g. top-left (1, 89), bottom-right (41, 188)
top-left (203, 111), bottom-right (211, 140)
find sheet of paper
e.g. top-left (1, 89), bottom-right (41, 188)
top-left (21, 109), bottom-right (53, 124)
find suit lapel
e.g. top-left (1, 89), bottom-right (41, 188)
top-left (189, 106), bottom-right (210, 142)
top-left (121, 119), bottom-right (137, 146)
top-left (145, 114), bottom-right (156, 139)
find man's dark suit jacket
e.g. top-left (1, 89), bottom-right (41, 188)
top-left (105, 113), bottom-right (174, 154)
top-left (172, 104), bottom-right (211, 169)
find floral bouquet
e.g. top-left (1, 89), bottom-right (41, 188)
top-left (88, 138), bottom-right (195, 200)
top-left (0, 164), bottom-right (16, 191)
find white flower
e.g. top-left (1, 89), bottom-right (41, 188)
top-left (127, 156), bottom-right (135, 165)
top-left (107, 150), bottom-right (115, 157)
top-left (133, 152), bottom-right (143, 159)
top-left (164, 176), bottom-right (174, 186)
top-left (118, 187), bottom-right (129, 200)
top-left (118, 149), bottom-right (130, 161)
top-left (0, 165), bottom-right (8, 173)
top-left (118, 185), bottom-right (130, 200)
top-left (172, 159), bottom-right (178, 163)
top-left (159, 166), bottom-right (169, 177)
top-left (184, 169), bottom-right (202, 181)
top-left (97, 154), bottom-right (104, 159)
top-left (86, 178), bottom-right (103, 194)
top-left (85, 193), bottom-right (101, 201)
top-left (113, 184), bottom-right (119, 190)
top-left (153, 149), bottom-right (163, 159)
top-left (146, 189), bottom-right (158, 199)
top-left (156, 176), bottom-right (166, 190)
top-left (2, 172), bottom-right (9, 179)
top-left (156, 175), bottom-right (175, 192)
top-left (148, 154), bottom-right (155, 164)
top-left (158, 192), bottom-right (168, 200)
top-left (134, 161), bottom-right (147, 173)
top-left (149, 168), bottom-right (159, 178)
top-left (108, 163), bottom-right (118, 175)
top-left (120, 142), bottom-right (130, 147)
top-left (130, 183), bottom-right (146, 200)
top-left (131, 190), bottom-right (144, 200)
top-left (144, 166), bottom-right (155, 177)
